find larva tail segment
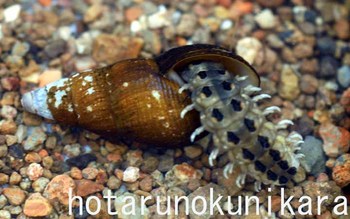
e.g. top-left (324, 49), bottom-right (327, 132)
top-left (177, 61), bottom-right (304, 189)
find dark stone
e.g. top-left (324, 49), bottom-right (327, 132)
top-left (66, 153), bottom-right (97, 169)
top-left (317, 37), bottom-right (336, 56)
top-left (304, 10), bottom-right (317, 23)
top-left (8, 144), bottom-right (24, 159)
top-left (319, 56), bottom-right (339, 78)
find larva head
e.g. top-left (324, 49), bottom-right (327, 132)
top-left (21, 59), bottom-right (200, 147)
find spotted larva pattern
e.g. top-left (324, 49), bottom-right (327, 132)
top-left (178, 61), bottom-right (305, 190)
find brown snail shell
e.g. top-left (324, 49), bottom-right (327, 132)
top-left (21, 44), bottom-right (259, 147)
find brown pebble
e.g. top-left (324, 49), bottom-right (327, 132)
top-left (82, 167), bottom-right (98, 180)
top-left (334, 19), bottom-right (350, 40)
top-left (44, 175), bottom-right (76, 206)
top-left (75, 179), bottom-right (104, 197)
top-left (0, 120), bottom-right (17, 135)
top-left (300, 74), bottom-right (318, 94)
top-left (0, 173), bottom-right (9, 185)
top-left (139, 175), bottom-right (153, 192)
top-left (3, 187), bottom-right (26, 205)
top-left (9, 172), bottom-right (22, 185)
top-left (70, 167), bottom-right (83, 180)
top-left (23, 193), bottom-right (52, 217)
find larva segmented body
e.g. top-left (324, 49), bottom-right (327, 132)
top-left (179, 61), bottom-right (305, 190)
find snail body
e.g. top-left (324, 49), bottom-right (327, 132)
top-left (22, 44), bottom-right (304, 188)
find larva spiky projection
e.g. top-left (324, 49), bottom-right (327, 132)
top-left (21, 44), bottom-right (304, 188)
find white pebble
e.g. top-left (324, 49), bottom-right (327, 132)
top-left (123, 167), bottom-right (140, 183)
top-left (236, 37), bottom-right (262, 64)
top-left (4, 4), bottom-right (21, 23)
top-left (254, 9), bottom-right (276, 29)
top-left (220, 19), bottom-right (233, 30)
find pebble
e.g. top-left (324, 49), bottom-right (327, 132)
top-left (236, 37), bottom-right (262, 64)
top-left (184, 145), bottom-right (203, 159)
top-left (257, 0), bottom-right (284, 7)
top-left (319, 56), bottom-right (340, 78)
top-left (5, 135), bottom-right (17, 146)
top-left (188, 183), bottom-right (225, 218)
top-left (1, 77), bottom-right (20, 91)
top-left (293, 43), bottom-right (313, 59)
top-left (26, 163), bottom-right (44, 181)
top-left (300, 74), bottom-right (318, 94)
top-left (299, 136), bottom-right (327, 176)
top-left (0, 195), bottom-right (7, 209)
top-left (39, 69), bottom-right (62, 87)
top-left (0, 173), bottom-right (9, 184)
top-left (32, 177), bottom-right (50, 192)
top-left (66, 153), bottom-right (97, 169)
top-left (1, 105), bottom-right (17, 120)
top-left (3, 187), bottom-right (26, 206)
top-left (176, 14), bottom-right (197, 37)
top-left (83, 4), bottom-right (103, 23)
top-left (0, 210), bottom-right (11, 219)
top-left (123, 166), bottom-right (140, 183)
top-left (82, 167), bottom-right (98, 180)
top-left (158, 154), bottom-right (174, 172)
top-left (255, 9), bottom-right (277, 29)
top-left (317, 37), bottom-right (336, 56)
top-left (23, 193), bottom-right (52, 217)
top-left (332, 154), bottom-right (350, 188)
top-left (141, 156), bottom-right (159, 173)
top-left (278, 65), bottom-right (300, 100)
top-left (337, 65), bottom-right (350, 88)
top-left (92, 34), bottom-right (144, 64)
top-left (23, 127), bottom-right (47, 151)
top-left (75, 179), bottom-right (104, 197)
top-left (107, 176), bottom-right (121, 190)
top-left (334, 19), bottom-right (350, 40)
top-left (340, 88), bottom-right (350, 114)
top-left (319, 122), bottom-right (350, 158)
top-left (44, 175), bottom-right (76, 206)
top-left (9, 172), bottom-right (22, 185)
top-left (4, 4), bottom-right (21, 22)
top-left (44, 39), bottom-right (66, 58)
top-left (0, 119), bottom-right (17, 135)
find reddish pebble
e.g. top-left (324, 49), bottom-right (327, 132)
top-left (23, 193), bottom-right (53, 217)
top-left (44, 175), bottom-right (76, 206)
top-left (319, 122), bottom-right (350, 158)
top-left (75, 179), bottom-right (104, 197)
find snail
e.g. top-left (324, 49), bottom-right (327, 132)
top-left (21, 44), bottom-right (304, 189)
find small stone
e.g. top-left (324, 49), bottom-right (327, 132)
top-left (82, 167), bottom-right (98, 180)
top-left (236, 37), bottom-right (263, 64)
top-left (23, 127), bottom-right (46, 151)
top-left (107, 176), bottom-right (121, 190)
top-left (0, 119), bottom-right (17, 135)
top-left (317, 37), bottom-right (336, 56)
top-left (123, 167), bottom-right (140, 183)
top-left (319, 56), bottom-right (339, 78)
top-left (320, 122), bottom-right (350, 158)
top-left (340, 88), bottom-right (350, 114)
top-left (293, 43), bottom-right (313, 59)
top-left (23, 193), bottom-right (52, 217)
top-left (5, 135), bottom-right (17, 146)
top-left (0, 195), bottom-right (7, 209)
top-left (66, 153), bottom-right (97, 169)
top-left (1, 77), bottom-right (20, 91)
top-left (188, 183), bottom-right (225, 218)
top-left (70, 167), bottom-right (83, 180)
top-left (0, 173), bottom-right (9, 185)
top-left (255, 9), bottom-right (277, 29)
top-left (9, 172), bottom-right (22, 185)
top-left (75, 179), bottom-right (104, 197)
top-left (4, 4), bottom-right (21, 22)
top-left (300, 74), bottom-right (318, 94)
top-left (334, 19), bottom-right (350, 40)
top-left (125, 6), bottom-right (143, 22)
top-left (44, 175), bottom-right (76, 206)
top-left (278, 65), bottom-right (300, 100)
top-left (84, 4), bottom-right (103, 23)
top-left (39, 69), bottom-right (62, 87)
top-left (8, 144), bottom-right (24, 159)
top-left (22, 111), bottom-right (42, 126)
top-left (27, 163), bottom-right (44, 181)
top-left (25, 152), bottom-right (42, 163)
top-left (299, 136), bottom-right (327, 176)
top-left (0, 145), bottom-right (7, 158)
top-left (184, 145), bottom-right (203, 159)
top-left (139, 175), bottom-right (153, 192)
top-left (337, 65), bottom-right (350, 88)
top-left (32, 177), bottom-right (50, 192)
top-left (158, 154), bottom-right (174, 172)
top-left (1, 105), bottom-right (17, 120)
top-left (0, 210), bottom-right (11, 219)
top-left (44, 39), bottom-right (66, 58)
top-left (300, 58), bottom-right (318, 75)
top-left (92, 35), bottom-right (143, 64)
top-left (176, 14), bottom-right (197, 37)
top-left (332, 154), bottom-right (350, 188)
top-left (3, 187), bottom-right (26, 205)
top-left (12, 41), bottom-right (30, 57)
